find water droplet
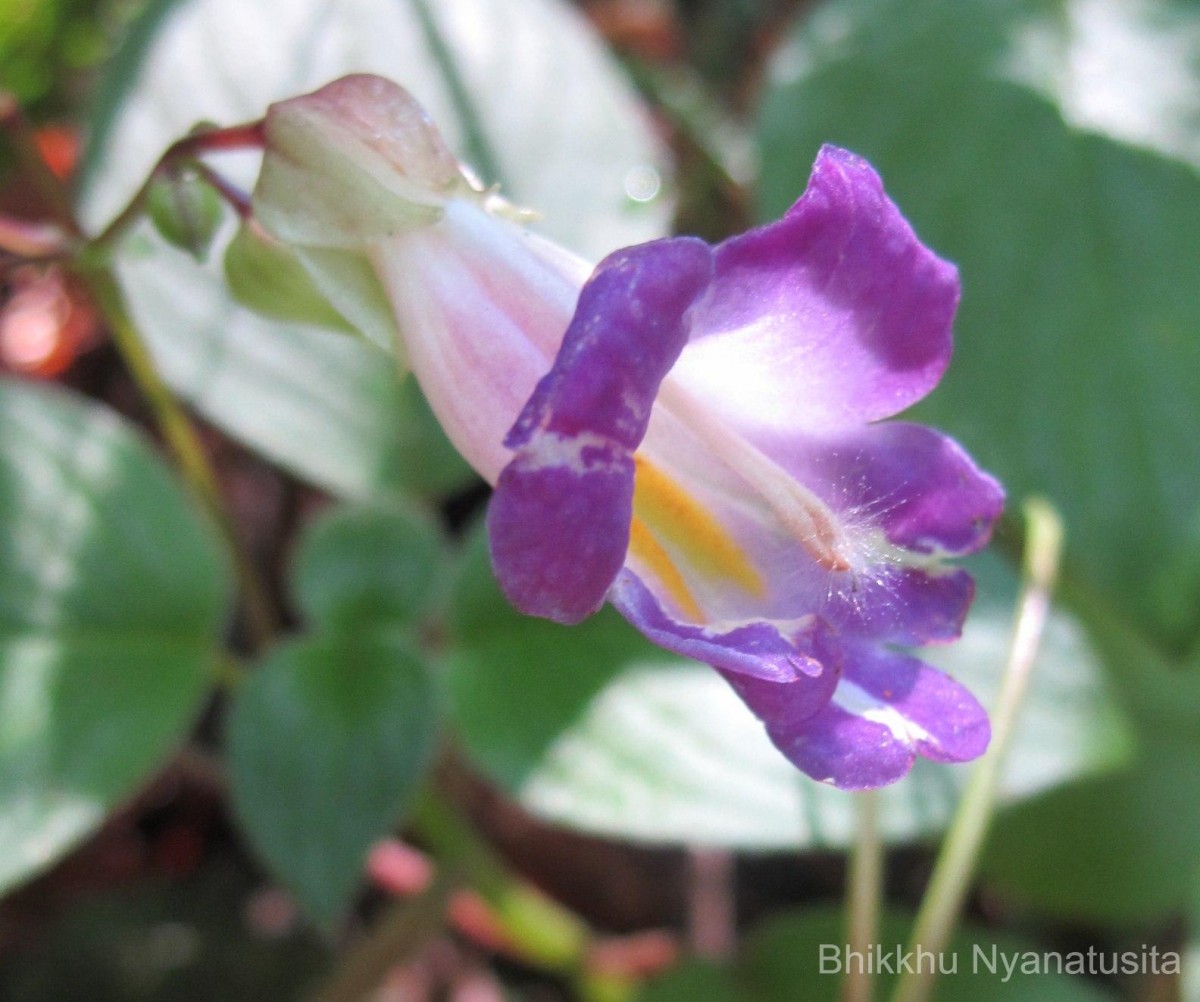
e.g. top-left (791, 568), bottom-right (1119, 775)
top-left (623, 165), bottom-right (661, 203)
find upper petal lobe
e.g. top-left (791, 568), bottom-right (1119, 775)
top-left (671, 145), bottom-right (960, 435)
top-left (488, 238), bottom-right (713, 623)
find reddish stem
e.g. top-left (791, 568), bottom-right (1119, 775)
top-left (0, 216), bottom-right (69, 259)
top-left (0, 90), bottom-right (84, 237)
top-left (88, 119), bottom-right (266, 252)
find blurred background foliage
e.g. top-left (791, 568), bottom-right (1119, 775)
top-left (0, 0), bottom-right (134, 115)
top-left (2, 0), bottom-right (1199, 999)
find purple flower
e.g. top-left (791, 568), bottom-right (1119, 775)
top-left (486, 150), bottom-right (1003, 789)
top-left (253, 75), bottom-right (1003, 789)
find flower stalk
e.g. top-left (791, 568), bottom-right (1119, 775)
top-left (0, 87), bottom-right (278, 653)
top-left (844, 789), bottom-right (883, 1002)
top-left (310, 871), bottom-right (458, 1002)
top-left (80, 268), bottom-right (278, 652)
top-left (892, 497), bottom-right (1064, 1002)
top-left (411, 791), bottom-right (589, 972)
top-left (86, 120), bottom-right (265, 257)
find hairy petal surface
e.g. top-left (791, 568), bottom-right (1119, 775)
top-left (629, 411), bottom-right (993, 648)
top-left (488, 238), bottom-right (713, 623)
top-left (671, 145), bottom-right (959, 435)
top-left (759, 420), bottom-right (1005, 557)
top-left (823, 566), bottom-right (977, 646)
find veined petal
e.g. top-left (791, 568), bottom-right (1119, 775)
top-left (763, 642), bottom-right (990, 789)
top-left (376, 199), bottom-right (591, 481)
top-left (766, 421), bottom-right (1005, 557)
top-left (825, 566), bottom-right (976, 646)
top-left (488, 238), bottom-right (713, 624)
top-left (671, 145), bottom-right (959, 435)
top-left (745, 420), bottom-right (1002, 643)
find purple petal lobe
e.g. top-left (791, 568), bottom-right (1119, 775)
top-left (488, 451), bottom-right (635, 625)
top-left (610, 571), bottom-right (840, 701)
top-left (771, 705), bottom-right (917, 790)
top-left (488, 238), bottom-right (713, 624)
top-left (771, 421), bottom-right (1005, 557)
top-left (764, 641), bottom-right (990, 789)
top-left (672, 145), bottom-right (959, 434)
top-left (826, 567), bottom-right (976, 646)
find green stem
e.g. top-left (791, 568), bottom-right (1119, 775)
top-left (411, 790), bottom-right (588, 973)
top-left (2, 89), bottom-right (275, 652)
top-left (892, 498), bottom-right (1064, 1002)
top-left (415, 791), bottom-right (652, 1002)
top-left (309, 872), bottom-right (456, 1002)
top-left (80, 268), bottom-right (277, 652)
top-left (844, 789), bottom-right (882, 1002)
top-left (86, 120), bottom-right (264, 256)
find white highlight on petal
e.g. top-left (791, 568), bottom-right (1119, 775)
top-left (832, 679), bottom-right (934, 748)
top-left (377, 198), bottom-right (588, 483)
top-left (515, 430), bottom-right (624, 475)
top-left (657, 377), bottom-right (854, 571)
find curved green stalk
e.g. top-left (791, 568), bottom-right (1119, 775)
top-left (892, 498), bottom-right (1064, 1002)
top-left (80, 268), bottom-right (277, 652)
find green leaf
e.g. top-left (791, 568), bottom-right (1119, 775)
top-left (644, 908), bottom-right (1114, 1001)
top-left (84, 0), bottom-right (670, 258)
top-left (982, 746), bottom-right (1200, 925)
top-left (291, 502), bottom-right (445, 630)
top-left (0, 378), bottom-right (229, 894)
top-left (232, 500), bottom-right (447, 926)
top-left (227, 629), bottom-right (439, 929)
top-left (445, 524), bottom-right (1123, 848)
top-left (757, 0), bottom-right (1200, 656)
top-left (90, 234), bottom-right (473, 502)
top-left (79, 0), bottom-right (671, 500)
top-left (745, 908), bottom-right (1112, 1001)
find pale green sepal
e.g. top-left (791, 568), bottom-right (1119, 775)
top-left (297, 246), bottom-right (405, 359)
top-left (224, 222), bottom-right (358, 335)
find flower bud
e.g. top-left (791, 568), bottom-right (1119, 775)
top-left (147, 169), bottom-right (224, 260)
top-left (252, 74), bottom-right (589, 477)
top-left (253, 74), bottom-right (472, 249)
